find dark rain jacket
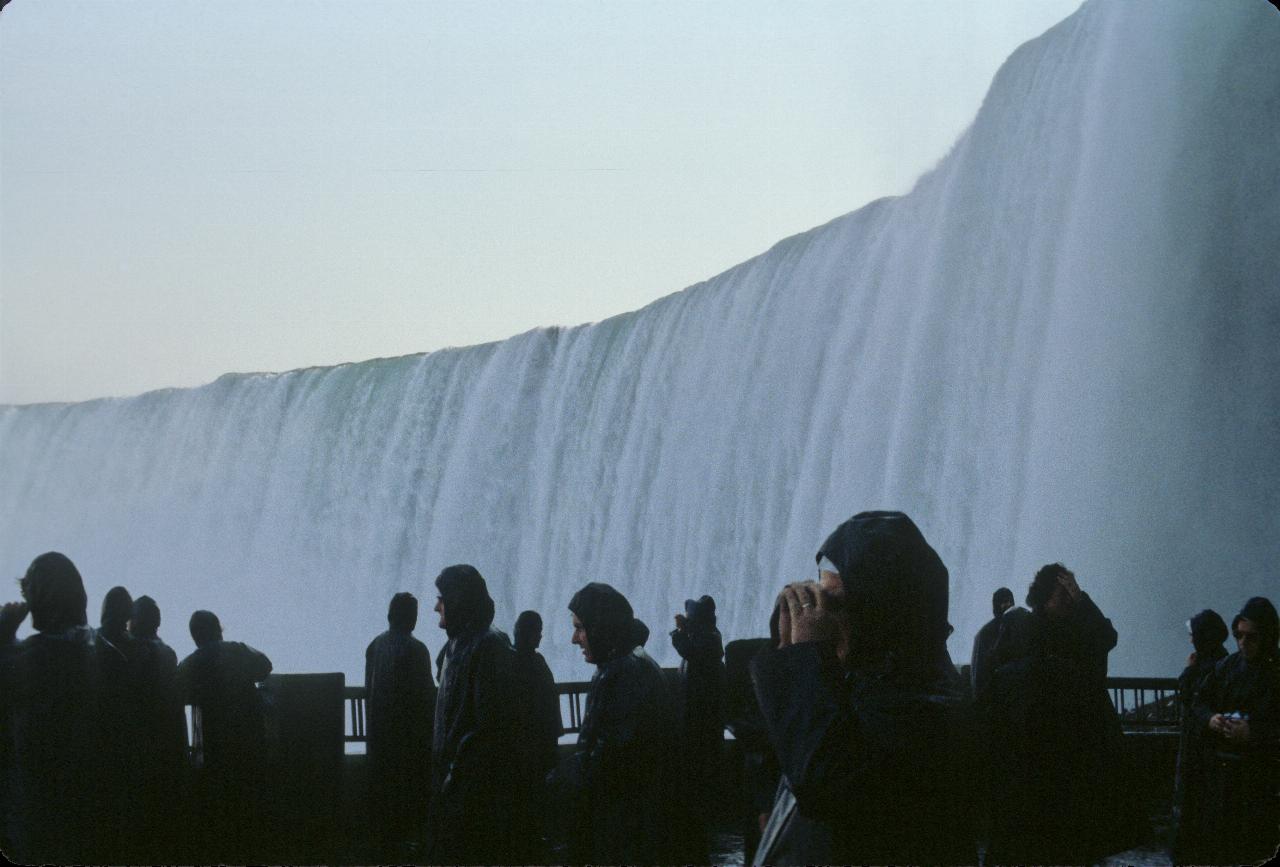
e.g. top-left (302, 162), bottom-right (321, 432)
top-left (1172, 611), bottom-right (1228, 865)
top-left (512, 645), bottom-right (561, 778)
top-left (176, 640), bottom-right (273, 774)
top-left (971, 605), bottom-right (1028, 698)
top-left (365, 627), bottom-right (435, 838)
top-left (558, 582), bottom-right (676, 865)
top-left (671, 596), bottom-right (726, 755)
top-left (130, 634), bottom-right (188, 853)
top-left (1187, 612), bottom-right (1280, 867)
top-left (426, 565), bottom-right (518, 865)
top-left (0, 626), bottom-right (106, 864)
top-left (751, 511), bottom-right (976, 866)
top-left (984, 593), bottom-right (1139, 864)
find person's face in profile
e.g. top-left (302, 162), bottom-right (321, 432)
top-left (571, 613), bottom-right (592, 663)
top-left (434, 596), bottom-right (446, 630)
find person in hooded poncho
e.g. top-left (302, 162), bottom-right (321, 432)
top-left (670, 592), bottom-right (726, 833)
top-left (176, 608), bottom-right (273, 860)
top-left (1171, 608), bottom-right (1228, 864)
top-left (983, 563), bottom-right (1141, 865)
top-left (128, 594), bottom-right (188, 862)
top-left (0, 552), bottom-right (107, 864)
top-left (365, 591), bottom-right (435, 859)
top-left (425, 564), bottom-right (519, 866)
top-left (554, 582), bottom-right (679, 865)
top-left (1188, 595), bottom-right (1279, 865)
top-left (510, 610), bottom-right (561, 864)
top-left (750, 511), bottom-right (976, 866)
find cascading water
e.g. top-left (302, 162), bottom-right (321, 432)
top-left (2, 0), bottom-right (1277, 682)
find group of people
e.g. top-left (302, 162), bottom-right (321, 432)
top-left (968, 572), bottom-right (1278, 867)
top-left (0, 552), bottom-right (274, 862)
top-left (1, 509), bottom-right (1276, 866)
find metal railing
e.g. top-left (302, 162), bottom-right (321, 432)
top-left (336, 674), bottom-right (1181, 747)
top-left (1108, 676), bottom-right (1179, 728)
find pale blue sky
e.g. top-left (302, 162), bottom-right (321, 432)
top-left (1, 0), bottom-right (1081, 404)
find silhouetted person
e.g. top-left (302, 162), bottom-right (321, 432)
top-left (984, 563), bottom-right (1139, 864)
top-left (365, 592), bottom-right (435, 859)
top-left (630, 617), bottom-right (662, 675)
top-left (1190, 596), bottom-right (1279, 865)
top-left (670, 591), bottom-right (726, 838)
top-left (553, 582), bottom-right (677, 865)
top-left (0, 552), bottom-right (106, 863)
top-left (128, 594), bottom-right (188, 860)
top-left (426, 565), bottom-right (519, 865)
top-left (724, 637), bottom-right (778, 866)
top-left (970, 586), bottom-right (1021, 697)
top-left (176, 609), bottom-right (273, 860)
top-left (1171, 608), bottom-right (1229, 864)
top-left (750, 511), bottom-right (975, 866)
top-left (96, 585), bottom-right (142, 854)
top-left (510, 610), bottom-right (561, 863)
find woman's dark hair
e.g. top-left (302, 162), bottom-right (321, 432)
top-left (1027, 563), bottom-right (1070, 613)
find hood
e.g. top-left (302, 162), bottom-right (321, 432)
top-left (1232, 596), bottom-right (1278, 657)
top-left (816, 510), bottom-right (951, 681)
top-left (569, 582), bottom-right (636, 665)
top-left (435, 564), bottom-right (495, 640)
top-left (1188, 609), bottom-right (1228, 656)
top-left (683, 595), bottom-right (717, 630)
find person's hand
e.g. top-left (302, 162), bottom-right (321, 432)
top-left (782, 581), bottom-right (838, 646)
top-left (674, 613), bottom-right (687, 630)
top-left (1209, 713), bottom-right (1229, 734)
top-left (1223, 719), bottom-right (1251, 742)
top-left (1057, 571), bottom-right (1081, 601)
top-left (0, 601), bottom-right (29, 643)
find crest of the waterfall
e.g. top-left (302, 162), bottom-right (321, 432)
top-left (2, 0), bottom-right (1277, 682)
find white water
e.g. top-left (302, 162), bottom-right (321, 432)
top-left (2, 0), bottom-right (1277, 683)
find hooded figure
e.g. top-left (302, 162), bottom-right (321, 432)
top-left (426, 565), bottom-right (518, 866)
top-left (1188, 596), bottom-right (1279, 864)
top-left (1172, 608), bottom-right (1229, 864)
top-left (750, 511), bottom-right (975, 866)
top-left (365, 592), bottom-right (435, 858)
top-left (556, 582), bottom-right (679, 865)
top-left (127, 594), bottom-right (188, 861)
top-left (984, 563), bottom-right (1140, 865)
top-left (95, 585), bottom-right (142, 853)
top-left (0, 552), bottom-right (106, 864)
top-left (510, 609), bottom-right (561, 864)
top-left (175, 609), bottom-right (274, 860)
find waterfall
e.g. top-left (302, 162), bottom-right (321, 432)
top-left (3, 0), bottom-right (1277, 681)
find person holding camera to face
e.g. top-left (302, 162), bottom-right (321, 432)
top-left (749, 511), bottom-right (975, 867)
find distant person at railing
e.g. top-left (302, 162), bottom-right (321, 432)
top-left (365, 591), bottom-right (435, 861)
top-left (95, 585), bottom-right (141, 856)
top-left (749, 511), bottom-right (974, 867)
top-left (176, 609), bottom-right (273, 860)
top-left (984, 563), bottom-right (1140, 864)
top-left (0, 552), bottom-right (106, 864)
top-left (510, 609), bottom-right (561, 864)
top-left (1188, 596), bottom-right (1279, 865)
top-left (670, 592), bottom-right (726, 847)
top-left (970, 586), bottom-right (1024, 698)
top-left (128, 594), bottom-right (188, 860)
top-left (1171, 607), bottom-right (1229, 865)
top-left (426, 564), bottom-right (519, 866)
top-left (552, 582), bottom-right (679, 865)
